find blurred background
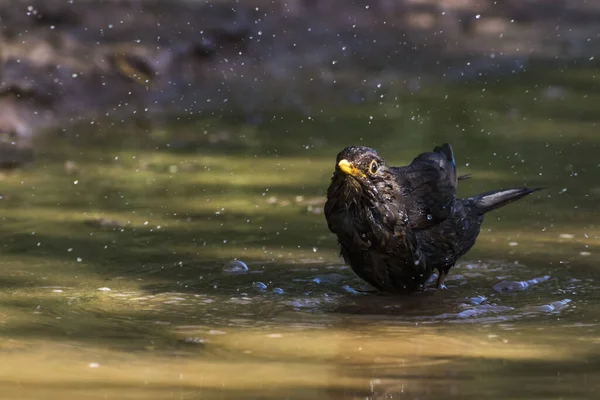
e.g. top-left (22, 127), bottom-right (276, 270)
top-left (0, 1), bottom-right (598, 399)
top-left (1, 0), bottom-right (598, 155)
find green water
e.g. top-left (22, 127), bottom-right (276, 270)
top-left (0, 67), bottom-right (598, 399)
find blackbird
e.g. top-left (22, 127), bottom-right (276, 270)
top-left (324, 143), bottom-right (541, 293)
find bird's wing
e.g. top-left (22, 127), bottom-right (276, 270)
top-left (393, 143), bottom-right (458, 229)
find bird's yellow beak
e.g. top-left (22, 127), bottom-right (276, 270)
top-left (338, 159), bottom-right (366, 179)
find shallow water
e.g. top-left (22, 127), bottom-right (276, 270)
top-left (0, 66), bottom-right (599, 399)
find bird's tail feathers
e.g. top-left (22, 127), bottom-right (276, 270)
top-left (470, 187), bottom-right (542, 214)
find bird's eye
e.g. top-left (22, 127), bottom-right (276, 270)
top-left (369, 160), bottom-right (379, 175)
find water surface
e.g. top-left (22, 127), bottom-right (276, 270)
top-left (0, 66), bottom-right (598, 399)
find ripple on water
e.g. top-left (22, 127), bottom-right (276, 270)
top-left (88, 259), bottom-right (586, 332)
top-left (341, 284), bottom-right (369, 295)
top-left (299, 273), bottom-right (348, 285)
top-left (252, 282), bottom-right (268, 291)
top-left (469, 295), bottom-right (488, 305)
top-left (492, 275), bottom-right (551, 292)
top-left (430, 303), bottom-right (515, 322)
top-left (285, 295), bottom-right (339, 311)
top-left (523, 299), bottom-right (572, 314)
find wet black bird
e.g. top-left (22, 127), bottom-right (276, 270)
top-left (324, 143), bottom-right (540, 293)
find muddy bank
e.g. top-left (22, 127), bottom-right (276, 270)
top-left (0, 0), bottom-right (598, 163)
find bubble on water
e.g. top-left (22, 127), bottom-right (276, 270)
top-left (253, 281), bottom-right (267, 291)
top-left (97, 287), bottom-right (111, 292)
top-left (272, 287), bottom-right (284, 295)
top-left (223, 260), bottom-right (249, 273)
top-left (88, 362), bottom-right (100, 368)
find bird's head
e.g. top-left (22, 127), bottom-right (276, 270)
top-left (330, 146), bottom-right (391, 198)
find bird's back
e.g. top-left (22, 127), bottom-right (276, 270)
top-left (391, 143), bottom-right (459, 229)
